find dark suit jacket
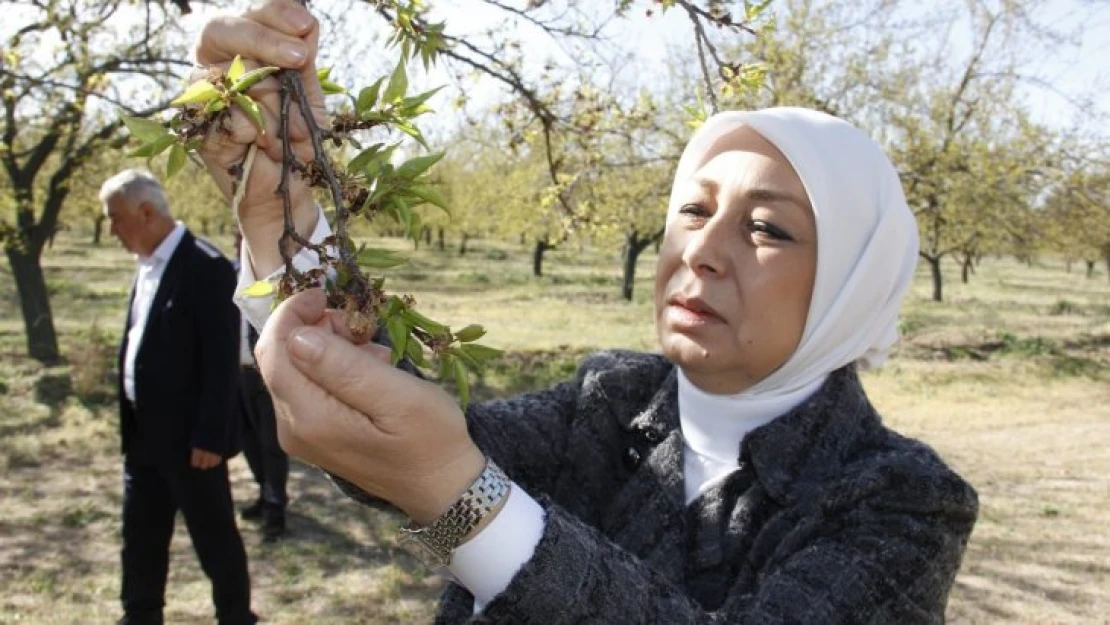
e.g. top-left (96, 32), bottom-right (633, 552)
top-left (335, 351), bottom-right (978, 623)
top-left (117, 230), bottom-right (241, 464)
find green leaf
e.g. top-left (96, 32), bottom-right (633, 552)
top-left (233, 93), bottom-right (266, 131)
top-left (171, 79), bottom-right (220, 106)
top-left (458, 343), bottom-right (503, 365)
top-left (243, 280), bottom-right (274, 298)
top-left (386, 316), bottom-right (408, 366)
top-left (320, 78), bottom-right (347, 95)
top-left (454, 324), bottom-right (486, 343)
top-left (392, 197), bottom-right (413, 231)
top-left (399, 86), bottom-right (444, 113)
top-left (453, 358), bottom-right (470, 409)
top-left (316, 66), bottom-right (347, 94)
top-left (356, 77), bottom-right (386, 114)
top-left (383, 57), bottom-right (408, 104)
top-left (401, 308), bottom-right (448, 336)
top-left (408, 184), bottom-right (450, 213)
top-left (356, 246), bottom-right (407, 269)
top-left (403, 336), bottom-right (426, 367)
top-left (448, 345), bottom-right (481, 371)
top-left (231, 66), bottom-right (279, 93)
top-left (203, 98), bottom-right (228, 114)
top-left (227, 55), bottom-right (246, 82)
top-left (394, 121), bottom-right (427, 148)
top-left (347, 143), bottom-right (385, 174)
top-left (122, 116), bottom-right (167, 143)
top-left (166, 143), bottom-right (187, 178)
top-left (438, 353), bottom-right (455, 383)
top-left (128, 134), bottom-right (176, 158)
top-left (396, 152), bottom-right (443, 180)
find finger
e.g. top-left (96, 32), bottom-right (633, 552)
top-left (255, 288), bottom-right (329, 382)
top-left (196, 15), bottom-right (310, 68)
top-left (323, 309), bottom-right (374, 345)
top-left (242, 0), bottom-right (317, 38)
top-left (285, 326), bottom-right (429, 426)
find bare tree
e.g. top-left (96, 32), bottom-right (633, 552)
top-left (1, 0), bottom-right (192, 363)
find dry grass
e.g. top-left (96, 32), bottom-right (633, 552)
top-left (1, 232), bottom-right (1108, 624)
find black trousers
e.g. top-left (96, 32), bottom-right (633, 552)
top-left (121, 455), bottom-right (255, 625)
top-left (239, 366), bottom-right (288, 511)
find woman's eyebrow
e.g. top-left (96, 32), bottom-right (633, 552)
top-left (744, 188), bottom-right (812, 212)
top-left (692, 176), bottom-right (810, 212)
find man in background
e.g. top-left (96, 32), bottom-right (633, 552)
top-left (234, 234), bottom-right (289, 543)
top-left (102, 170), bottom-right (256, 625)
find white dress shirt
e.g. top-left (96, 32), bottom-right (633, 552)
top-left (123, 222), bottom-right (186, 403)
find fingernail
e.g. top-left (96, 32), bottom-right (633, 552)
top-left (289, 10), bottom-right (314, 32)
top-left (289, 328), bottom-right (325, 362)
top-left (280, 42), bottom-right (306, 65)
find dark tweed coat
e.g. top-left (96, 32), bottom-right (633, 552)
top-left (341, 350), bottom-right (978, 624)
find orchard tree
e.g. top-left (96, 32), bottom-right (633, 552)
top-left (1045, 165), bottom-right (1110, 280)
top-left (1, 0), bottom-right (191, 363)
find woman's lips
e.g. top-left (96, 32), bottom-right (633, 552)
top-left (666, 297), bottom-right (724, 329)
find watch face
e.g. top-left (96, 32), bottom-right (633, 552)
top-left (400, 532), bottom-right (449, 569)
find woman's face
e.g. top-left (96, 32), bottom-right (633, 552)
top-left (654, 127), bottom-right (817, 394)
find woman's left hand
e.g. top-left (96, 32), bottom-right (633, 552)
top-left (254, 289), bottom-right (487, 525)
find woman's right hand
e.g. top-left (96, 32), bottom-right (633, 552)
top-left (194, 0), bottom-right (327, 276)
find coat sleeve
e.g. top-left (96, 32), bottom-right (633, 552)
top-left (189, 256), bottom-right (240, 456)
top-left (472, 459), bottom-right (977, 624)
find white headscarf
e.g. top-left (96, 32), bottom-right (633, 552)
top-left (668, 107), bottom-right (919, 393)
top-left (670, 108), bottom-right (918, 498)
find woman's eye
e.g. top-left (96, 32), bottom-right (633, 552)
top-left (750, 220), bottom-right (794, 242)
top-left (679, 203), bottom-right (710, 218)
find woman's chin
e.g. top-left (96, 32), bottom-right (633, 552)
top-left (660, 332), bottom-right (722, 368)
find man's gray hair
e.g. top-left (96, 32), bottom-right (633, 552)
top-left (99, 169), bottom-right (171, 216)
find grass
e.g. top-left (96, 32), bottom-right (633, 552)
top-left (1, 232), bottom-right (1108, 624)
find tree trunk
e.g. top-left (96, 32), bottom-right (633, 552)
top-left (423, 227), bottom-right (432, 247)
top-left (458, 233), bottom-right (469, 256)
top-left (1065, 259), bottom-right (1072, 273)
top-left (200, 218), bottom-right (211, 236)
top-left (6, 246), bottom-right (61, 364)
top-left (927, 255), bottom-right (943, 302)
top-left (533, 239), bottom-right (550, 277)
top-left (1086, 260), bottom-right (1096, 279)
top-left (621, 230), bottom-right (659, 301)
top-left (437, 227), bottom-right (445, 251)
top-left (93, 214), bottom-right (105, 246)
top-left (961, 252), bottom-right (973, 284)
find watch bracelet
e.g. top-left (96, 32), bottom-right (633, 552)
top-left (400, 459), bottom-right (509, 556)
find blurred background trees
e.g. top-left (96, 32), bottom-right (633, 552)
top-left (2, 0), bottom-right (1107, 362)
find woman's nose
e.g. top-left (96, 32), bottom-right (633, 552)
top-left (681, 222), bottom-right (729, 277)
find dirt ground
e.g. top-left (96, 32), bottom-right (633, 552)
top-left (1, 237), bottom-right (1108, 623)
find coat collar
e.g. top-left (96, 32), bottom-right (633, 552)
top-left (142, 229), bottom-right (193, 335)
top-left (600, 354), bottom-right (881, 507)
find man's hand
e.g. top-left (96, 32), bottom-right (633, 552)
top-left (193, 0), bottom-right (326, 277)
top-left (255, 289), bottom-right (486, 526)
top-left (191, 448), bottom-right (223, 470)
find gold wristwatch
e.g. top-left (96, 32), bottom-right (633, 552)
top-left (397, 459), bottom-right (509, 569)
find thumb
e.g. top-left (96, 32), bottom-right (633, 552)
top-left (285, 325), bottom-right (428, 426)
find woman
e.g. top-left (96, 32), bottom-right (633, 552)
top-left (197, 3), bottom-right (978, 622)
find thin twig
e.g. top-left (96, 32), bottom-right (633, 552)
top-left (288, 76), bottom-right (355, 270)
top-left (689, 12), bottom-right (719, 114)
top-left (277, 72), bottom-right (299, 279)
top-left (231, 142), bottom-right (257, 218)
